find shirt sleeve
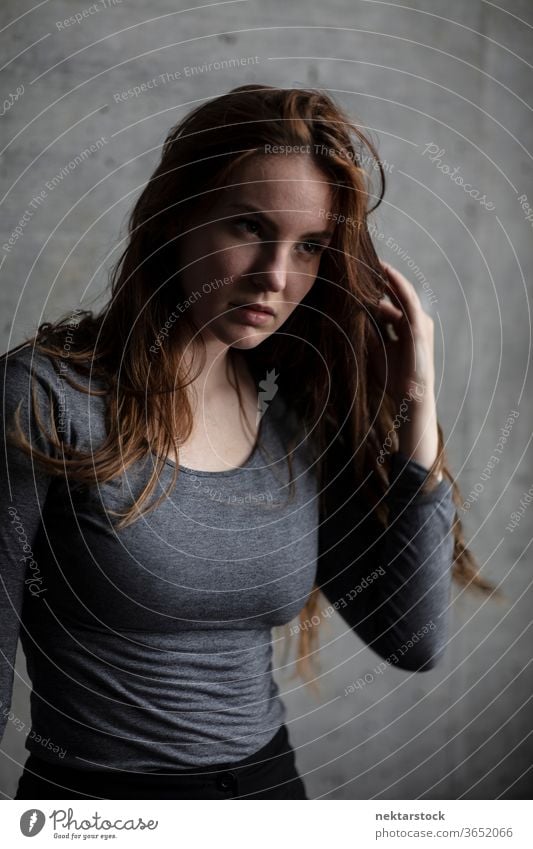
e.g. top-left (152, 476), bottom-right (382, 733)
top-left (0, 348), bottom-right (58, 744)
top-left (315, 450), bottom-right (456, 671)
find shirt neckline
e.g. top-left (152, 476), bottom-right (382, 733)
top-left (153, 408), bottom-right (271, 478)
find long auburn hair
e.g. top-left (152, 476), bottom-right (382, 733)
top-left (4, 84), bottom-right (499, 692)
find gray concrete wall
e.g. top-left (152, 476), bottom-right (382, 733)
top-left (1, 0), bottom-right (532, 800)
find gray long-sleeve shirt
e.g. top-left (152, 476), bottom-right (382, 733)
top-left (0, 344), bottom-right (456, 771)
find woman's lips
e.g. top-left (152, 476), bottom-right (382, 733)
top-left (229, 304), bottom-right (275, 326)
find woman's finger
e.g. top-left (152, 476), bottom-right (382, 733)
top-left (370, 297), bottom-right (404, 323)
top-left (379, 262), bottom-right (421, 327)
top-left (366, 315), bottom-right (399, 353)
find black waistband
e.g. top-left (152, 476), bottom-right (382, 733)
top-left (23, 724), bottom-right (290, 783)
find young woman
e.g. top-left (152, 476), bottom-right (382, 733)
top-left (1, 84), bottom-right (495, 800)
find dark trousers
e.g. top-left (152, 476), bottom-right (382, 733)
top-left (15, 724), bottom-right (308, 800)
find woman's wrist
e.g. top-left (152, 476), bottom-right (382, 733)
top-left (396, 391), bottom-right (443, 482)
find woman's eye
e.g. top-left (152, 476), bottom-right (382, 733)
top-left (233, 220), bottom-right (326, 256)
top-left (234, 218), bottom-right (260, 235)
top-left (299, 240), bottom-right (325, 256)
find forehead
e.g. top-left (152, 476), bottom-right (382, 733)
top-left (219, 153), bottom-right (334, 217)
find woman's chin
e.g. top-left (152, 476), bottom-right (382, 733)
top-left (214, 322), bottom-right (272, 349)
top-left (229, 333), bottom-right (270, 350)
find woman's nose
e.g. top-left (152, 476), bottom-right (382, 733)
top-left (252, 243), bottom-right (290, 292)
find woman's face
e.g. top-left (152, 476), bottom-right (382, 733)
top-left (175, 152), bottom-right (335, 350)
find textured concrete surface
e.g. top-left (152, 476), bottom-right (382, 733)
top-left (1, 0), bottom-right (532, 800)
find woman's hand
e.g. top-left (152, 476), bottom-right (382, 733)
top-left (366, 261), bottom-right (442, 479)
top-left (367, 261), bottom-right (435, 404)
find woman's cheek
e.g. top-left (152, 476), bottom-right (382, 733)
top-left (215, 244), bottom-right (255, 281)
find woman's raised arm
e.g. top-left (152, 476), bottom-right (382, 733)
top-left (316, 450), bottom-right (456, 671)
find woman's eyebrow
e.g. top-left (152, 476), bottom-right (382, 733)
top-left (224, 202), bottom-right (335, 240)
